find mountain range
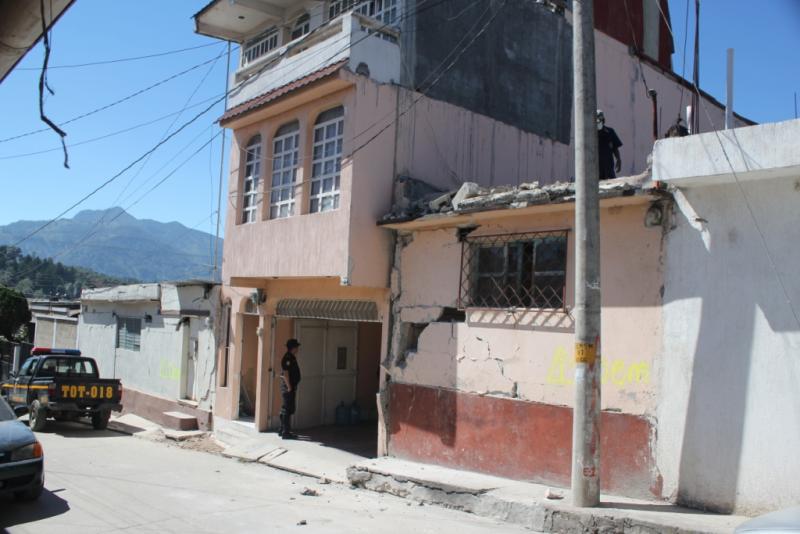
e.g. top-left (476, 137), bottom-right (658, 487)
top-left (0, 208), bottom-right (223, 283)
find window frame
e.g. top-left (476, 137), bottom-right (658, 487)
top-left (241, 28), bottom-right (280, 67)
top-left (116, 317), bottom-right (142, 352)
top-left (329, 0), bottom-right (399, 25)
top-left (269, 122), bottom-right (300, 219)
top-left (241, 135), bottom-right (263, 224)
top-left (309, 106), bottom-right (344, 214)
top-left (291, 13), bottom-right (311, 40)
top-left (459, 230), bottom-right (569, 311)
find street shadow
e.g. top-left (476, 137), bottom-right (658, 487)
top-left (600, 501), bottom-right (712, 515)
top-left (299, 422), bottom-right (378, 458)
top-left (35, 419), bottom-right (126, 439)
top-left (0, 488), bottom-right (70, 528)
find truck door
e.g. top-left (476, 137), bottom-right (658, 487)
top-left (11, 357), bottom-right (37, 407)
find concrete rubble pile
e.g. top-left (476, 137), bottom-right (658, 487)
top-left (384, 174), bottom-right (654, 223)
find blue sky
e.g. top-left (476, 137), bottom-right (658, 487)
top-left (0, 0), bottom-right (798, 234)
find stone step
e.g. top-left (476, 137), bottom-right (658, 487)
top-left (161, 411), bottom-right (199, 431)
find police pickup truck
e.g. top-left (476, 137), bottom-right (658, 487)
top-left (1, 348), bottom-right (122, 431)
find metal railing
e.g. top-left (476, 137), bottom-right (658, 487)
top-left (459, 230), bottom-right (569, 311)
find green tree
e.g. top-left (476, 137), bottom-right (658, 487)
top-left (0, 285), bottom-right (31, 340)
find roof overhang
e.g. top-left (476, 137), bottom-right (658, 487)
top-left (0, 0), bottom-right (75, 83)
top-left (380, 193), bottom-right (660, 232)
top-left (194, 0), bottom-right (311, 41)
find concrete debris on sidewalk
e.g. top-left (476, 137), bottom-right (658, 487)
top-left (347, 458), bottom-right (750, 534)
top-left (301, 487), bottom-right (320, 497)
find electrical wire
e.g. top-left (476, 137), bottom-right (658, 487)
top-left (0, 50), bottom-right (229, 144)
top-left (0, 94), bottom-right (222, 160)
top-left (14, 42), bottom-right (223, 70)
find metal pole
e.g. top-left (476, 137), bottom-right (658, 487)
top-left (725, 48), bottom-right (734, 129)
top-left (213, 42), bottom-right (232, 279)
top-left (691, 0), bottom-right (700, 133)
top-left (571, 0), bottom-right (602, 508)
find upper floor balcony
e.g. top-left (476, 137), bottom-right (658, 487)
top-left (194, 0), bottom-right (401, 111)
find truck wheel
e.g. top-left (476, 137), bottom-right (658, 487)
top-left (92, 410), bottom-right (110, 430)
top-left (29, 400), bottom-right (47, 432)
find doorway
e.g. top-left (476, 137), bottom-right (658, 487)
top-left (293, 319), bottom-right (358, 429)
top-left (239, 313), bottom-right (259, 419)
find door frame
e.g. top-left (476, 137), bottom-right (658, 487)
top-left (292, 319), bottom-right (359, 428)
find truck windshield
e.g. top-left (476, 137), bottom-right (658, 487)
top-left (38, 358), bottom-right (98, 378)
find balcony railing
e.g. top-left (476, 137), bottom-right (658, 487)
top-left (242, 29), bottom-right (279, 68)
top-left (228, 11), bottom-right (401, 110)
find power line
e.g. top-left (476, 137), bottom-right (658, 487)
top-left (8, 0), bottom-right (451, 254)
top-left (0, 94), bottom-right (222, 160)
top-left (0, 51), bottom-right (229, 144)
top-left (648, 2), bottom-right (800, 328)
top-left (14, 42), bottom-right (223, 70)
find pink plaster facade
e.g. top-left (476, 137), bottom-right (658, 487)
top-left (384, 197), bottom-right (667, 497)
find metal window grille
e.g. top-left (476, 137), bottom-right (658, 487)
top-left (242, 136), bottom-right (262, 223)
top-left (242, 29), bottom-right (279, 67)
top-left (310, 107), bottom-right (344, 213)
top-left (116, 317), bottom-right (141, 352)
top-left (459, 230), bottom-right (569, 310)
top-left (270, 123), bottom-right (299, 219)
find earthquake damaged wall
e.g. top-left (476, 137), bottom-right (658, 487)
top-left (384, 201), bottom-right (667, 498)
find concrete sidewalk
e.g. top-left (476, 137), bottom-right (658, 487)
top-left (118, 416), bottom-right (751, 533)
top-left (347, 458), bottom-right (749, 534)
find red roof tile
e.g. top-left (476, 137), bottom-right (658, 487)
top-left (219, 60), bottom-right (349, 125)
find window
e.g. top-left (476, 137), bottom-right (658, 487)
top-left (242, 28), bottom-right (279, 67)
top-left (116, 317), bottom-right (142, 351)
top-left (291, 13), bottom-right (311, 40)
top-left (310, 107), bottom-right (344, 213)
top-left (459, 231), bottom-right (568, 310)
top-left (39, 358), bottom-right (98, 378)
top-left (329, 0), bottom-right (399, 25)
top-left (18, 357), bottom-right (37, 377)
top-left (242, 135), bottom-right (262, 223)
top-left (270, 122), bottom-right (300, 219)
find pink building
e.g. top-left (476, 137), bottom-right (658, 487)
top-left (194, 0), bottom-right (745, 492)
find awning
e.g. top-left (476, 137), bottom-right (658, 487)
top-left (276, 299), bottom-right (380, 322)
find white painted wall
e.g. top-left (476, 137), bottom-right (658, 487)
top-left (655, 120), bottom-right (800, 515)
top-left (79, 284), bottom-right (220, 413)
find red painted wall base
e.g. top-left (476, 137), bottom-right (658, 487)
top-left (388, 382), bottom-right (661, 499)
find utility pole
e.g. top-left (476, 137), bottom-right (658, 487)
top-left (213, 42), bottom-right (232, 280)
top-left (571, 0), bottom-right (601, 508)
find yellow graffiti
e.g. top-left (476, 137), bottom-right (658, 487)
top-left (546, 346), bottom-right (649, 388)
top-left (159, 360), bottom-right (181, 381)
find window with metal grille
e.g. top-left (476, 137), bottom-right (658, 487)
top-left (459, 231), bottom-right (568, 310)
top-left (291, 13), bottom-right (311, 40)
top-left (242, 29), bottom-right (279, 67)
top-left (116, 317), bottom-right (142, 351)
top-left (310, 106), bottom-right (343, 213)
top-left (242, 135), bottom-right (262, 223)
top-left (270, 122), bottom-right (300, 219)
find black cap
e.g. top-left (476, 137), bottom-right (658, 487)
top-left (286, 338), bottom-right (301, 349)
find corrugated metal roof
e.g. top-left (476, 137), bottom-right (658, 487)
top-left (219, 60), bottom-right (348, 125)
top-left (276, 299), bottom-right (380, 322)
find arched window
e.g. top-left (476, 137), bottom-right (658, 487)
top-left (310, 106), bottom-right (344, 213)
top-left (242, 135), bottom-right (262, 223)
top-left (291, 13), bottom-right (310, 40)
top-left (270, 121), bottom-right (300, 219)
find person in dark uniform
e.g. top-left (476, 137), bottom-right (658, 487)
top-left (596, 110), bottom-right (623, 179)
top-left (279, 338), bottom-right (302, 439)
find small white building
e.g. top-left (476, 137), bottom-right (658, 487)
top-left (78, 281), bottom-right (221, 430)
top-left (653, 118), bottom-right (800, 515)
top-left (29, 300), bottom-right (81, 349)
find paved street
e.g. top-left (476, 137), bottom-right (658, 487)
top-left (0, 421), bottom-right (530, 533)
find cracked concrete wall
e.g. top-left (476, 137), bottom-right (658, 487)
top-left (388, 202), bottom-right (664, 417)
